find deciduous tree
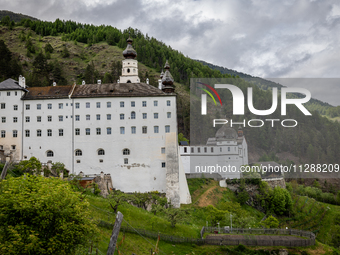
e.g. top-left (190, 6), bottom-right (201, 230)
top-left (0, 175), bottom-right (98, 255)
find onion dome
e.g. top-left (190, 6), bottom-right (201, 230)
top-left (215, 124), bottom-right (238, 140)
top-left (161, 60), bottom-right (175, 93)
top-left (161, 60), bottom-right (174, 86)
top-left (122, 36), bottom-right (137, 59)
top-left (164, 60), bottom-right (170, 70)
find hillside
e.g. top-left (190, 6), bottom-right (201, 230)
top-left (86, 179), bottom-right (338, 254)
top-left (196, 59), bottom-right (283, 88)
top-left (0, 17), bottom-right (340, 167)
top-left (2, 160), bottom-right (340, 254)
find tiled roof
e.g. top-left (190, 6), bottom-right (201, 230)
top-left (72, 82), bottom-right (173, 98)
top-left (22, 85), bottom-right (73, 100)
top-left (21, 82), bottom-right (175, 100)
top-left (0, 78), bottom-right (27, 91)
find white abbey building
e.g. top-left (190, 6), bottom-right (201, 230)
top-left (180, 124), bottom-right (248, 179)
top-left (0, 37), bottom-right (191, 207)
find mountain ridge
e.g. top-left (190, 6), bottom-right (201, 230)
top-left (0, 10), bottom-right (39, 23)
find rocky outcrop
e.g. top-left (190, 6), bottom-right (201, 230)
top-left (262, 178), bottom-right (286, 189)
top-left (94, 172), bottom-right (113, 197)
top-left (223, 178), bottom-right (286, 212)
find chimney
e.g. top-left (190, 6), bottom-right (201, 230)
top-left (146, 78), bottom-right (149, 84)
top-left (53, 82), bottom-right (56, 86)
top-left (97, 80), bottom-right (101, 85)
top-left (79, 171), bottom-right (84, 177)
top-left (18, 75), bottom-right (22, 86)
top-left (19, 75), bottom-right (26, 88)
top-left (117, 79), bottom-right (120, 84)
top-left (82, 80), bottom-right (85, 85)
top-left (100, 171), bottom-right (104, 179)
top-left (158, 79), bottom-right (162, 90)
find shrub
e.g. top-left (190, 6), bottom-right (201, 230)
top-left (262, 215), bottom-right (279, 228)
top-left (0, 175), bottom-right (98, 255)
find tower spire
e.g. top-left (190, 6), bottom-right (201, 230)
top-left (122, 35), bottom-right (137, 59)
top-left (161, 60), bottom-right (175, 93)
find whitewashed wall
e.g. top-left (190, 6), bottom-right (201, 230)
top-left (0, 89), bottom-right (25, 162)
top-left (179, 138), bottom-right (248, 179)
top-left (21, 95), bottom-right (177, 193)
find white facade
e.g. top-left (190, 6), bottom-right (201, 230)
top-left (0, 82), bottom-right (191, 205)
top-left (20, 95), bottom-right (176, 194)
top-left (179, 125), bottom-right (248, 179)
top-left (0, 78), bottom-right (26, 162)
top-left (21, 97), bottom-right (73, 169)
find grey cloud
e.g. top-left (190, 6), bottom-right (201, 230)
top-left (267, 78), bottom-right (340, 106)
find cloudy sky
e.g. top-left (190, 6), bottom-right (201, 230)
top-left (1, 0), bottom-right (340, 104)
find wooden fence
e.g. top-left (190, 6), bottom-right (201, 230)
top-left (203, 226), bottom-right (315, 238)
top-left (98, 221), bottom-right (315, 247)
top-left (202, 227), bottom-right (315, 247)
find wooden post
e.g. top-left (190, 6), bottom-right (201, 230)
top-left (106, 211), bottom-right (123, 255)
top-left (0, 161), bottom-right (9, 180)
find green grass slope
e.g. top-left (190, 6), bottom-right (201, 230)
top-left (280, 194), bottom-right (340, 247)
top-left (85, 179), bottom-right (339, 254)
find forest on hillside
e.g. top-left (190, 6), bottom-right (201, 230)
top-left (0, 16), bottom-right (234, 85)
top-left (1, 14), bottom-right (340, 165)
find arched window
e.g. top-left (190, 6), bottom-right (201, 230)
top-left (98, 149), bottom-right (105, 155)
top-left (123, 148), bottom-right (130, 155)
top-left (46, 150), bottom-right (54, 157)
top-left (127, 80), bottom-right (131, 83)
top-left (75, 149), bottom-right (82, 156)
top-left (131, 111), bottom-right (136, 119)
top-left (127, 68), bottom-right (130, 73)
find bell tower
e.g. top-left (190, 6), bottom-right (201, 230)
top-left (120, 36), bottom-right (140, 83)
